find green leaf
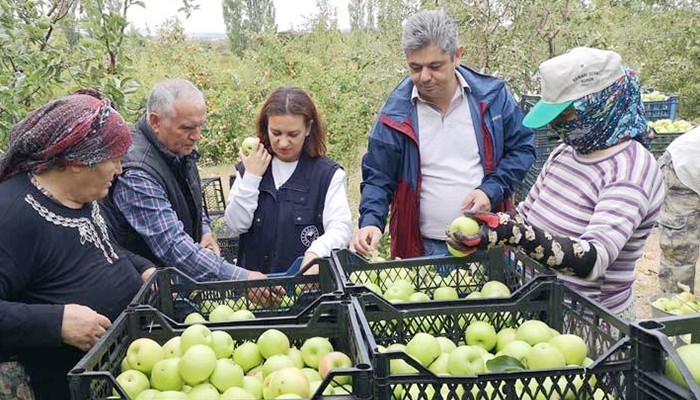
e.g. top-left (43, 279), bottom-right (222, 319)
top-left (486, 355), bottom-right (526, 372)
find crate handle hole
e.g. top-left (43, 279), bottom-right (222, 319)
top-left (356, 363), bottom-right (371, 370)
top-left (70, 367), bottom-right (86, 374)
top-left (639, 320), bottom-right (664, 330)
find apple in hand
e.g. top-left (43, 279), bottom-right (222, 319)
top-left (241, 136), bottom-right (261, 156)
top-left (465, 321), bottom-right (497, 352)
top-left (300, 337), bottom-right (334, 369)
top-left (209, 358), bottom-right (244, 393)
top-left (449, 216), bottom-right (481, 237)
top-left (548, 334), bottom-right (588, 366)
top-left (405, 332), bottom-right (441, 367)
top-left (234, 341), bottom-right (263, 373)
top-left (211, 330), bottom-right (235, 359)
top-left (257, 329), bottom-right (290, 359)
top-left (179, 344), bottom-right (217, 385)
top-left (115, 369), bottom-right (150, 399)
top-left (318, 351), bottom-right (353, 385)
top-left (150, 357), bottom-right (183, 391)
top-left (180, 323), bottom-right (213, 353)
top-left (126, 338), bottom-right (165, 375)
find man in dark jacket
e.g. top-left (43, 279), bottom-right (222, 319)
top-left (352, 10), bottom-right (535, 259)
top-left (102, 78), bottom-right (265, 282)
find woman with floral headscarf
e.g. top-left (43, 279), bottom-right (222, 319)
top-left (0, 90), bottom-right (155, 400)
top-left (448, 48), bottom-right (665, 318)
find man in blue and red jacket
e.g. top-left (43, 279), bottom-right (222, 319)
top-left (352, 10), bottom-right (535, 259)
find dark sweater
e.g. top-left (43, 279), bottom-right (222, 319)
top-left (0, 173), bottom-right (147, 400)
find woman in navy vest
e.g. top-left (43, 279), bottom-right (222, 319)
top-left (224, 86), bottom-right (352, 274)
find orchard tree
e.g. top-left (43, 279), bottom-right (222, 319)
top-left (222, 0), bottom-right (276, 55)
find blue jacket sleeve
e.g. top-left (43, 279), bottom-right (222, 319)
top-left (358, 118), bottom-right (402, 232)
top-left (478, 87), bottom-right (536, 207)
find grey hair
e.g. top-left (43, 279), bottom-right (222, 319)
top-left (401, 10), bottom-right (459, 57)
top-left (146, 78), bottom-right (204, 117)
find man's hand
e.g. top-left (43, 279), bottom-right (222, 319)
top-left (461, 189), bottom-right (492, 212)
top-left (200, 233), bottom-right (221, 255)
top-left (351, 226), bottom-right (382, 255)
top-left (245, 270), bottom-right (285, 307)
top-left (240, 143), bottom-right (271, 177)
top-left (301, 252), bottom-right (319, 275)
top-left (61, 304), bottom-right (112, 352)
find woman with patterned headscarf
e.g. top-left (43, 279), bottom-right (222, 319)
top-left (0, 90), bottom-right (155, 400)
top-left (447, 48), bottom-right (665, 318)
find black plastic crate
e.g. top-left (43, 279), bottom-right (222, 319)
top-left (353, 281), bottom-right (632, 400)
top-left (201, 176), bottom-right (226, 218)
top-left (514, 164), bottom-right (541, 204)
top-left (631, 314), bottom-right (700, 399)
top-left (519, 94), bottom-right (541, 115)
top-left (128, 260), bottom-right (342, 326)
top-left (650, 132), bottom-right (684, 159)
top-left (533, 128), bottom-right (562, 168)
top-left (644, 96), bottom-right (679, 121)
top-left (68, 303), bottom-right (373, 400)
top-left (218, 236), bottom-right (239, 263)
top-left (332, 247), bottom-right (554, 306)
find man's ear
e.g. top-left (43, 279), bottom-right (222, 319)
top-left (148, 112), bottom-right (160, 132)
top-left (454, 45), bottom-right (464, 64)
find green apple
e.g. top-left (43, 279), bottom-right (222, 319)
top-left (180, 324), bottom-right (213, 353)
top-left (480, 280), bottom-right (511, 298)
top-left (405, 332), bottom-right (441, 367)
top-left (162, 336), bottom-right (181, 359)
top-left (120, 357), bottom-right (131, 373)
top-left (184, 312), bottom-right (206, 325)
top-left (287, 347), bottom-right (304, 369)
top-left (525, 342), bottom-right (567, 370)
top-left (262, 354), bottom-right (296, 377)
top-left (516, 320), bottom-right (553, 345)
top-left (318, 351), bottom-right (353, 385)
top-left (435, 336), bottom-right (457, 354)
top-left (209, 330), bottom-right (234, 359)
top-left (115, 369), bottom-right (150, 399)
top-left (495, 328), bottom-right (518, 352)
top-left (179, 344), bottom-right (217, 385)
top-left (428, 353), bottom-right (450, 375)
top-left (433, 286), bottom-right (459, 301)
top-left (364, 281), bottom-right (382, 295)
top-left (498, 340), bottom-right (532, 364)
top-left (447, 345), bottom-right (486, 375)
top-left (247, 365), bottom-right (263, 382)
top-left (548, 334), bottom-right (588, 366)
top-left (150, 357), bottom-right (183, 391)
top-left (301, 367), bottom-right (322, 382)
top-left (466, 291), bottom-right (483, 299)
top-left (153, 391), bottom-right (187, 400)
top-left (300, 336), bottom-right (334, 369)
top-left (449, 216), bottom-right (480, 237)
top-left (126, 338), bottom-right (165, 375)
top-left (465, 321), bottom-right (497, 351)
top-left (447, 243), bottom-right (470, 257)
top-left (231, 309), bottom-right (256, 321)
top-left (665, 343), bottom-right (700, 389)
top-left (221, 386), bottom-right (256, 400)
top-left (234, 341), bottom-right (263, 372)
top-left (187, 382), bottom-right (219, 400)
top-left (257, 329), bottom-right (290, 359)
top-left (133, 389), bottom-right (159, 400)
top-left (210, 358), bottom-right (244, 392)
top-left (242, 375), bottom-right (263, 398)
top-left (309, 380), bottom-right (334, 396)
top-left (262, 368), bottom-right (310, 399)
top-left (241, 136), bottom-right (260, 156)
top-left (384, 344), bottom-right (417, 375)
top-left (209, 304), bottom-right (236, 322)
top-left (408, 291), bottom-right (431, 302)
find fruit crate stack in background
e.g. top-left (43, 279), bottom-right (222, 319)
top-left (128, 258), bottom-right (342, 326)
top-left (351, 280), bottom-right (632, 400)
top-left (68, 302), bottom-right (373, 400)
top-left (641, 89), bottom-right (696, 159)
top-left (630, 314), bottom-right (700, 400)
top-left (332, 247), bottom-right (553, 306)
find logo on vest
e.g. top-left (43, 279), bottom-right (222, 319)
top-left (300, 225), bottom-right (319, 247)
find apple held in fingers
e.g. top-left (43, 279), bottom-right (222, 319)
top-left (241, 136), bottom-right (261, 156)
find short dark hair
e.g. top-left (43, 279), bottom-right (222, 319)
top-left (256, 86), bottom-right (327, 158)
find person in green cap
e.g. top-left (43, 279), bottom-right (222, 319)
top-left (447, 47), bottom-right (665, 318)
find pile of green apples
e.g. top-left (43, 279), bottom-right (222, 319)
top-left (113, 324), bottom-right (353, 399)
top-left (379, 319), bottom-right (607, 399)
top-left (651, 291), bottom-right (700, 315)
top-left (665, 343), bottom-right (700, 390)
top-left (649, 119), bottom-right (694, 134)
top-left (642, 90), bottom-right (670, 102)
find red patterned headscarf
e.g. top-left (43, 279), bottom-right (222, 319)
top-left (0, 89), bottom-right (131, 182)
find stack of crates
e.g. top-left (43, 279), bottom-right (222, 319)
top-left (630, 314), bottom-right (700, 399)
top-left (200, 176), bottom-right (226, 218)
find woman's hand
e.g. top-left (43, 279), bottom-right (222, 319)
top-left (240, 142), bottom-right (271, 177)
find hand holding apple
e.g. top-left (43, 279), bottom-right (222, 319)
top-left (240, 136), bottom-right (260, 156)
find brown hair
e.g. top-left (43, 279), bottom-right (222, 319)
top-left (255, 86), bottom-right (327, 158)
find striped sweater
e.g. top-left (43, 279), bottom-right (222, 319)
top-left (517, 140), bottom-right (665, 314)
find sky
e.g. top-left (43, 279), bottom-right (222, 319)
top-left (127, 0), bottom-right (351, 34)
